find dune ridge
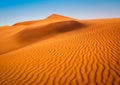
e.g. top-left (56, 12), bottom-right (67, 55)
top-left (0, 14), bottom-right (120, 85)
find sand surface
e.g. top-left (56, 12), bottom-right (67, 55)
top-left (0, 14), bottom-right (120, 85)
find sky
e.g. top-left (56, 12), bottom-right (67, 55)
top-left (0, 0), bottom-right (120, 26)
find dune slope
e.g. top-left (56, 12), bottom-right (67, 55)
top-left (0, 14), bottom-right (120, 85)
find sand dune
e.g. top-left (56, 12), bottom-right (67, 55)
top-left (0, 14), bottom-right (120, 85)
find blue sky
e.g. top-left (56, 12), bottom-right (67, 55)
top-left (0, 0), bottom-right (120, 26)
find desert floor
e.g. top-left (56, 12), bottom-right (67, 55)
top-left (0, 14), bottom-right (120, 85)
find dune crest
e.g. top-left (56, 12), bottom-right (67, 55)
top-left (45, 14), bottom-right (74, 21)
top-left (0, 14), bottom-right (120, 85)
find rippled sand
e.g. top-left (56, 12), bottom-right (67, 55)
top-left (0, 14), bottom-right (120, 85)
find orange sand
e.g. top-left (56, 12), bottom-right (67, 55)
top-left (0, 14), bottom-right (120, 85)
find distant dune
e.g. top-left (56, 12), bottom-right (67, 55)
top-left (0, 14), bottom-right (120, 85)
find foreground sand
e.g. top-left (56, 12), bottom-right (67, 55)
top-left (0, 14), bottom-right (120, 85)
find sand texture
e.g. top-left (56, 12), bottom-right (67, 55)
top-left (0, 14), bottom-right (120, 85)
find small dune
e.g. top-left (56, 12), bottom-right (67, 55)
top-left (0, 20), bottom-right (84, 54)
top-left (0, 14), bottom-right (120, 85)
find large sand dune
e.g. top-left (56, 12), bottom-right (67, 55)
top-left (0, 14), bottom-right (120, 85)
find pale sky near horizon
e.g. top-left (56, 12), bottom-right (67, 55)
top-left (0, 0), bottom-right (120, 26)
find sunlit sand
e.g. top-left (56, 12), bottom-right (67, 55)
top-left (0, 14), bottom-right (120, 85)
